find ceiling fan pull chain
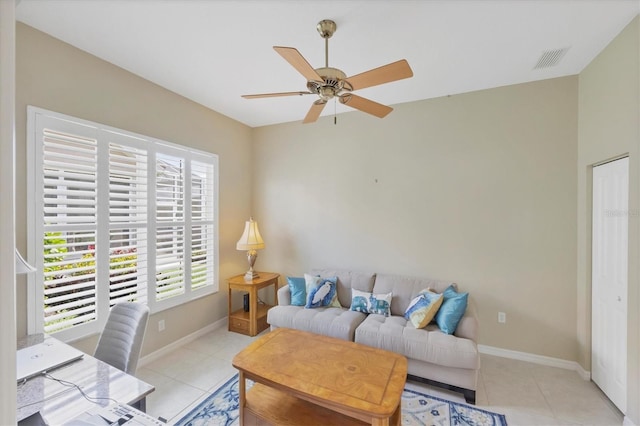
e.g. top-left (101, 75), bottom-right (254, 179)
top-left (334, 98), bottom-right (337, 125)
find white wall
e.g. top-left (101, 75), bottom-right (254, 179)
top-left (252, 76), bottom-right (579, 361)
top-left (0, 0), bottom-right (17, 422)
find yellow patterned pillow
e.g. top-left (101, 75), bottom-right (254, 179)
top-left (404, 290), bottom-right (444, 329)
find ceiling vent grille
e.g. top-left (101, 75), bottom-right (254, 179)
top-left (533, 47), bottom-right (570, 70)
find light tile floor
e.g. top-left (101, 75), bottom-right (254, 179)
top-left (137, 327), bottom-right (624, 425)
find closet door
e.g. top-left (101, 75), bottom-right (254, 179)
top-left (591, 157), bottom-right (628, 413)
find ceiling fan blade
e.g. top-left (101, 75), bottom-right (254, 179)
top-left (242, 91), bottom-right (312, 99)
top-left (340, 94), bottom-right (393, 118)
top-left (274, 46), bottom-right (323, 82)
top-left (303, 101), bottom-right (327, 124)
top-left (346, 59), bottom-right (413, 91)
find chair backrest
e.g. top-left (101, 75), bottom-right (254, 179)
top-left (94, 302), bottom-right (150, 375)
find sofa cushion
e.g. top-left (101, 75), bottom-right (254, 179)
top-left (404, 291), bottom-right (443, 328)
top-left (267, 306), bottom-right (367, 341)
top-left (373, 274), bottom-right (455, 316)
top-left (435, 285), bottom-right (469, 334)
top-left (311, 269), bottom-right (376, 309)
top-left (355, 314), bottom-right (479, 370)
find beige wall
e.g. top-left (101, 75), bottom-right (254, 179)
top-left (577, 16), bottom-right (640, 423)
top-left (252, 76), bottom-right (579, 361)
top-left (15, 23), bottom-right (253, 355)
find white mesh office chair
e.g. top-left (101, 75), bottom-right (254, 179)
top-left (94, 302), bottom-right (150, 375)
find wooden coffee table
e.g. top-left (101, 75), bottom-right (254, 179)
top-left (232, 328), bottom-right (407, 426)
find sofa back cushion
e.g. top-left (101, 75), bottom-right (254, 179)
top-left (311, 269), bottom-right (376, 308)
top-left (373, 273), bottom-right (456, 317)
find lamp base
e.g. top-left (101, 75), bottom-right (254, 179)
top-left (244, 270), bottom-right (260, 281)
top-left (243, 249), bottom-right (260, 281)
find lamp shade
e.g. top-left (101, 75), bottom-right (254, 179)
top-left (236, 218), bottom-right (265, 250)
top-left (16, 249), bottom-right (36, 274)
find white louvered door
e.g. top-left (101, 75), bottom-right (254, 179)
top-left (591, 157), bottom-right (628, 413)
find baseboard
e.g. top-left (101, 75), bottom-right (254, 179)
top-left (478, 344), bottom-right (591, 380)
top-left (138, 317), bottom-right (227, 368)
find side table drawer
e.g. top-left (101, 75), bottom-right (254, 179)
top-left (230, 317), bottom-right (250, 334)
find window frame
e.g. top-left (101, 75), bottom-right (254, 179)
top-left (27, 106), bottom-right (219, 342)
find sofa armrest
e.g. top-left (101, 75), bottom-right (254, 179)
top-left (454, 298), bottom-right (479, 342)
top-left (277, 284), bottom-right (292, 306)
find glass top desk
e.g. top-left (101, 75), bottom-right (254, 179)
top-left (17, 334), bottom-right (155, 424)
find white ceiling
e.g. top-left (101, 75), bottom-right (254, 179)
top-left (16, 0), bottom-right (640, 128)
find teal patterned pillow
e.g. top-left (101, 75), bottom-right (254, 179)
top-left (287, 276), bottom-right (306, 306)
top-left (304, 274), bottom-right (338, 309)
top-left (349, 289), bottom-right (392, 316)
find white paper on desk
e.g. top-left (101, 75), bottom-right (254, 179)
top-left (62, 412), bottom-right (110, 426)
top-left (63, 404), bottom-right (164, 426)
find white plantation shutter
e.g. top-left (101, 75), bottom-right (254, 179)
top-left (28, 107), bottom-right (219, 339)
top-left (155, 152), bottom-right (185, 301)
top-left (191, 160), bottom-right (215, 290)
top-left (41, 123), bottom-right (99, 334)
top-left (108, 134), bottom-right (148, 305)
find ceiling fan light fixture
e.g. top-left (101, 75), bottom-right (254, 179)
top-left (319, 86), bottom-right (335, 100)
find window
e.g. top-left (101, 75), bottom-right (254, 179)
top-left (27, 107), bottom-right (219, 341)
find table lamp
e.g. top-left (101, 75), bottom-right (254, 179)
top-left (236, 217), bottom-right (265, 281)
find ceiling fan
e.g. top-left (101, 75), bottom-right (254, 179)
top-left (242, 19), bottom-right (414, 124)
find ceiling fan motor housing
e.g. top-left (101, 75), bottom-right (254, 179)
top-left (307, 66), bottom-right (352, 100)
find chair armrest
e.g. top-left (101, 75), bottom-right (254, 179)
top-left (277, 284), bottom-right (291, 306)
top-left (454, 298), bottom-right (479, 342)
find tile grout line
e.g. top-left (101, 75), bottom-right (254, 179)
top-left (530, 366), bottom-right (563, 424)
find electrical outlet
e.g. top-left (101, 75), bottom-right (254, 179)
top-left (158, 319), bottom-right (165, 331)
top-left (498, 312), bottom-right (506, 324)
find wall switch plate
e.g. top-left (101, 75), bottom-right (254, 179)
top-left (158, 319), bottom-right (165, 331)
top-left (498, 312), bottom-right (506, 324)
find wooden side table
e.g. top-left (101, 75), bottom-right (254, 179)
top-left (227, 272), bottom-right (279, 336)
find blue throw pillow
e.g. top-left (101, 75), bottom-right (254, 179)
top-left (435, 285), bottom-right (468, 334)
top-left (287, 276), bottom-right (307, 306)
top-left (304, 274), bottom-right (338, 309)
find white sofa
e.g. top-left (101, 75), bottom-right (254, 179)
top-left (266, 269), bottom-right (480, 404)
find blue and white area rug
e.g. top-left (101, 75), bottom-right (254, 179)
top-left (175, 374), bottom-right (507, 426)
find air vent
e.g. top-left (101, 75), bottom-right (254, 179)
top-left (533, 47), bottom-right (570, 70)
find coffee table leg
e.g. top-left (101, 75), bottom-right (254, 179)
top-left (392, 403), bottom-right (401, 426)
top-left (238, 371), bottom-right (246, 425)
top-left (374, 407), bottom-right (401, 426)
